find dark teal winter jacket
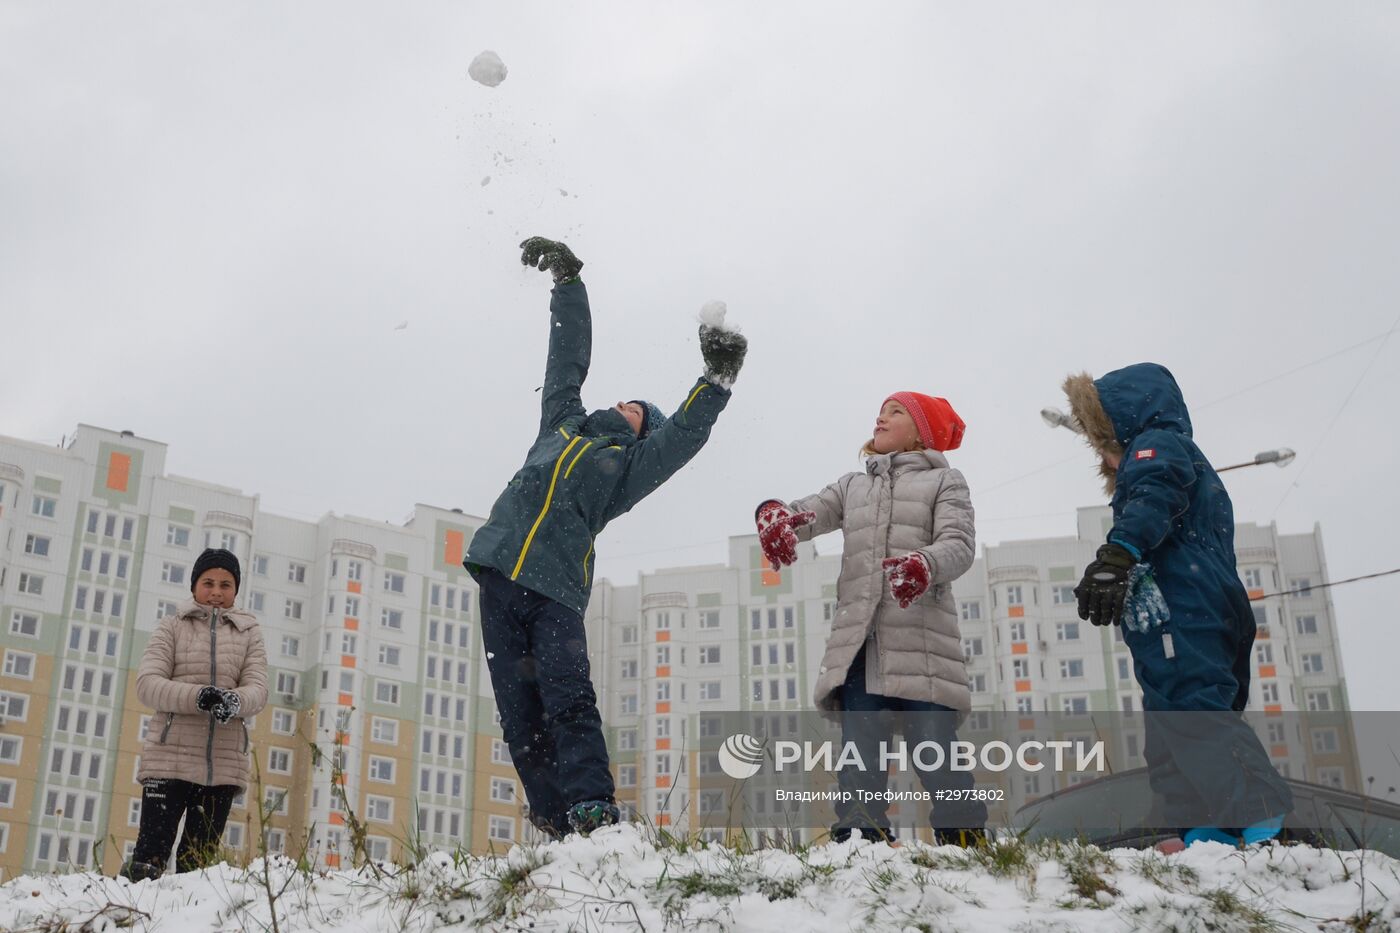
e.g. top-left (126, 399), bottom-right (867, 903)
top-left (465, 280), bottom-right (732, 614)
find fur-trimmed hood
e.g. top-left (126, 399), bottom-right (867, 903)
top-left (1064, 363), bottom-right (1192, 494)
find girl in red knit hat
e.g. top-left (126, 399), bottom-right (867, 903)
top-left (754, 391), bottom-right (987, 846)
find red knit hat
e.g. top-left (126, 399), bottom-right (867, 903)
top-left (886, 392), bottom-right (965, 451)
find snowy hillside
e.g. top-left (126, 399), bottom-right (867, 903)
top-left (2, 826), bottom-right (1396, 932)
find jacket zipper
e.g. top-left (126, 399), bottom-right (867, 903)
top-left (159, 711), bottom-right (174, 743)
top-left (511, 436), bottom-right (584, 579)
top-left (207, 608), bottom-right (218, 786)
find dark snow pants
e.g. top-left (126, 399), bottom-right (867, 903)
top-left (1126, 600), bottom-right (1292, 831)
top-left (130, 779), bottom-right (239, 873)
top-left (832, 645), bottom-right (988, 838)
top-left (477, 567), bottom-right (614, 835)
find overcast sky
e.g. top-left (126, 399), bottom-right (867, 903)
top-left (3, 4), bottom-right (1398, 728)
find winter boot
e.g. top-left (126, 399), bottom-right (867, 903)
top-left (830, 826), bottom-right (897, 845)
top-left (1241, 815), bottom-right (1285, 846)
top-left (1182, 826), bottom-right (1242, 847)
top-left (119, 860), bottom-right (163, 882)
top-left (933, 827), bottom-right (988, 848)
top-left (566, 799), bottom-right (620, 836)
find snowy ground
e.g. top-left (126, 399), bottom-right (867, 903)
top-left (3, 827), bottom-right (1398, 932)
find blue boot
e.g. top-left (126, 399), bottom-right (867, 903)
top-left (567, 799), bottom-right (620, 835)
top-left (1183, 826), bottom-right (1241, 847)
top-left (1241, 815), bottom-right (1285, 846)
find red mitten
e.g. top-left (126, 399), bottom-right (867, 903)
top-left (755, 500), bottom-right (816, 567)
top-left (882, 553), bottom-right (932, 608)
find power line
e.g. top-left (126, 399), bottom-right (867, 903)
top-left (1249, 567), bottom-right (1400, 602)
top-left (1273, 312), bottom-right (1400, 518)
top-left (1199, 327), bottom-right (1399, 410)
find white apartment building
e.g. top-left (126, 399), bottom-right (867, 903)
top-left (0, 423), bottom-right (1358, 872)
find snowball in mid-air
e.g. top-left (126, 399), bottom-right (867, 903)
top-left (698, 300), bottom-right (740, 333)
top-left (468, 51), bottom-right (508, 88)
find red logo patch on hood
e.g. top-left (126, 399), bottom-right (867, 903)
top-left (1135, 449), bottom-right (1156, 460)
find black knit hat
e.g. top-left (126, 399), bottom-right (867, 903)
top-left (191, 548), bottom-right (241, 594)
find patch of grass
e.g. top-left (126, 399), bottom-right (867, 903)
top-left (1199, 888), bottom-right (1280, 932)
top-left (1062, 846), bottom-right (1119, 905)
top-left (1134, 850), bottom-right (1200, 889)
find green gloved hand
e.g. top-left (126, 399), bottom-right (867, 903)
top-left (519, 237), bottom-right (584, 284)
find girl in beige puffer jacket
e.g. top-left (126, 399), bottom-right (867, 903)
top-left (755, 391), bottom-right (987, 847)
top-left (120, 548), bottom-right (268, 881)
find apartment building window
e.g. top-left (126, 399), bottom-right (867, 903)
top-left (343, 596), bottom-right (360, 619)
top-left (32, 495), bottom-right (57, 518)
top-left (700, 610), bottom-right (720, 629)
top-left (621, 625), bottom-right (637, 644)
top-left (1296, 615), bottom-right (1318, 636)
top-left (488, 816), bottom-right (514, 842)
top-left (0, 693), bottom-right (27, 723)
top-left (1006, 585), bottom-right (1023, 606)
top-left (371, 717), bottom-right (398, 744)
top-left (0, 737), bottom-right (21, 764)
top-left (267, 749), bottom-right (292, 774)
top-left (1255, 642), bottom-right (1274, 665)
top-left (620, 660), bottom-right (637, 679)
top-left (786, 677), bottom-right (797, 700)
top-left (165, 524), bottom-right (190, 547)
top-left (655, 645), bottom-right (670, 666)
top-left (270, 709), bottom-right (296, 735)
top-left (3, 651), bottom-right (35, 679)
top-left (280, 636), bottom-right (300, 659)
top-left (1062, 696), bottom-right (1089, 715)
top-left (1290, 577), bottom-right (1312, 597)
top-left (18, 573), bottom-right (44, 595)
top-left (9, 612), bottom-right (39, 638)
top-left (699, 681), bottom-right (722, 701)
top-left (962, 637), bottom-right (984, 659)
top-left (1008, 621), bottom-right (1026, 641)
top-left (1311, 728), bottom-right (1339, 754)
top-left (1300, 652), bottom-right (1325, 674)
top-left (1012, 658), bottom-right (1030, 679)
top-left (617, 729), bottom-right (637, 751)
top-left (491, 739), bottom-right (512, 764)
top-left (1051, 585), bottom-right (1076, 605)
top-left (960, 601), bottom-right (982, 621)
top-left (251, 555), bottom-right (268, 576)
top-left (783, 607), bottom-right (795, 629)
top-left (24, 534), bottom-right (51, 557)
top-left (1117, 657), bottom-right (1130, 681)
top-left (383, 572), bottom-right (406, 594)
top-left (279, 599), bottom-right (301, 621)
top-left (968, 673), bottom-right (986, 693)
top-left (1055, 622), bottom-right (1080, 641)
top-left (347, 560), bottom-right (363, 582)
top-left (377, 646), bottom-right (400, 668)
top-left (275, 672), bottom-right (299, 697)
top-left (158, 562), bottom-right (185, 586)
top-left (287, 562), bottom-right (307, 584)
top-left (1059, 659), bottom-right (1085, 679)
top-left (750, 609), bottom-right (762, 632)
top-left (368, 757), bottom-right (395, 783)
top-left (1261, 683), bottom-right (1279, 703)
top-left (366, 796), bottom-right (393, 822)
top-left (1305, 689), bottom-right (1332, 712)
top-left (381, 609), bottom-right (403, 630)
top-left (490, 777), bottom-right (516, 803)
top-left (341, 633), bottom-right (357, 656)
top-left (1243, 568), bottom-right (1262, 589)
top-left (751, 680), bottom-right (764, 703)
top-left (656, 681), bottom-right (670, 701)
top-left (618, 765), bottom-right (637, 787)
top-left (619, 693), bottom-right (638, 715)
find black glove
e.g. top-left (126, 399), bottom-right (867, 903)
top-left (519, 237), bottom-right (584, 284)
top-left (699, 325), bottom-right (748, 387)
top-left (1075, 543), bottom-right (1137, 626)
top-left (212, 688), bottom-right (242, 724)
top-left (196, 685), bottom-right (221, 712)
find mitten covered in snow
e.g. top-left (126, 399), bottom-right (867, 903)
top-left (1075, 543), bottom-right (1137, 626)
top-left (755, 500), bottom-right (815, 568)
top-left (196, 685), bottom-right (221, 712)
top-left (212, 688), bottom-right (242, 724)
top-left (699, 325), bottom-right (748, 388)
top-left (882, 552), bottom-right (932, 608)
top-left (519, 236), bottom-right (584, 284)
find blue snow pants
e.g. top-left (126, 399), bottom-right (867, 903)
top-left (476, 567), bottom-right (614, 835)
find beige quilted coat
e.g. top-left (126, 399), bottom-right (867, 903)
top-left (790, 449), bottom-right (976, 713)
top-left (136, 598), bottom-right (268, 789)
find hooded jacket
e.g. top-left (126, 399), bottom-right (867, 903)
top-left (1064, 362), bottom-right (1255, 710)
top-left (788, 449), bottom-right (977, 713)
top-left (136, 599), bottom-right (268, 789)
top-left (466, 280), bottom-right (732, 614)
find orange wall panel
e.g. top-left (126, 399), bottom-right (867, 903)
top-left (106, 451), bottom-right (132, 492)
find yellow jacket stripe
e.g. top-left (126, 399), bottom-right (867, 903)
top-left (564, 441), bottom-right (594, 478)
top-left (511, 436), bottom-right (584, 579)
top-left (683, 383), bottom-right (710, 413)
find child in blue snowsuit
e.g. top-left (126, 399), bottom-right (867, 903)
top-left (1065, 363), bottom-right (1292, 848)
top-left (466, 237), bottom-right (746, 836)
